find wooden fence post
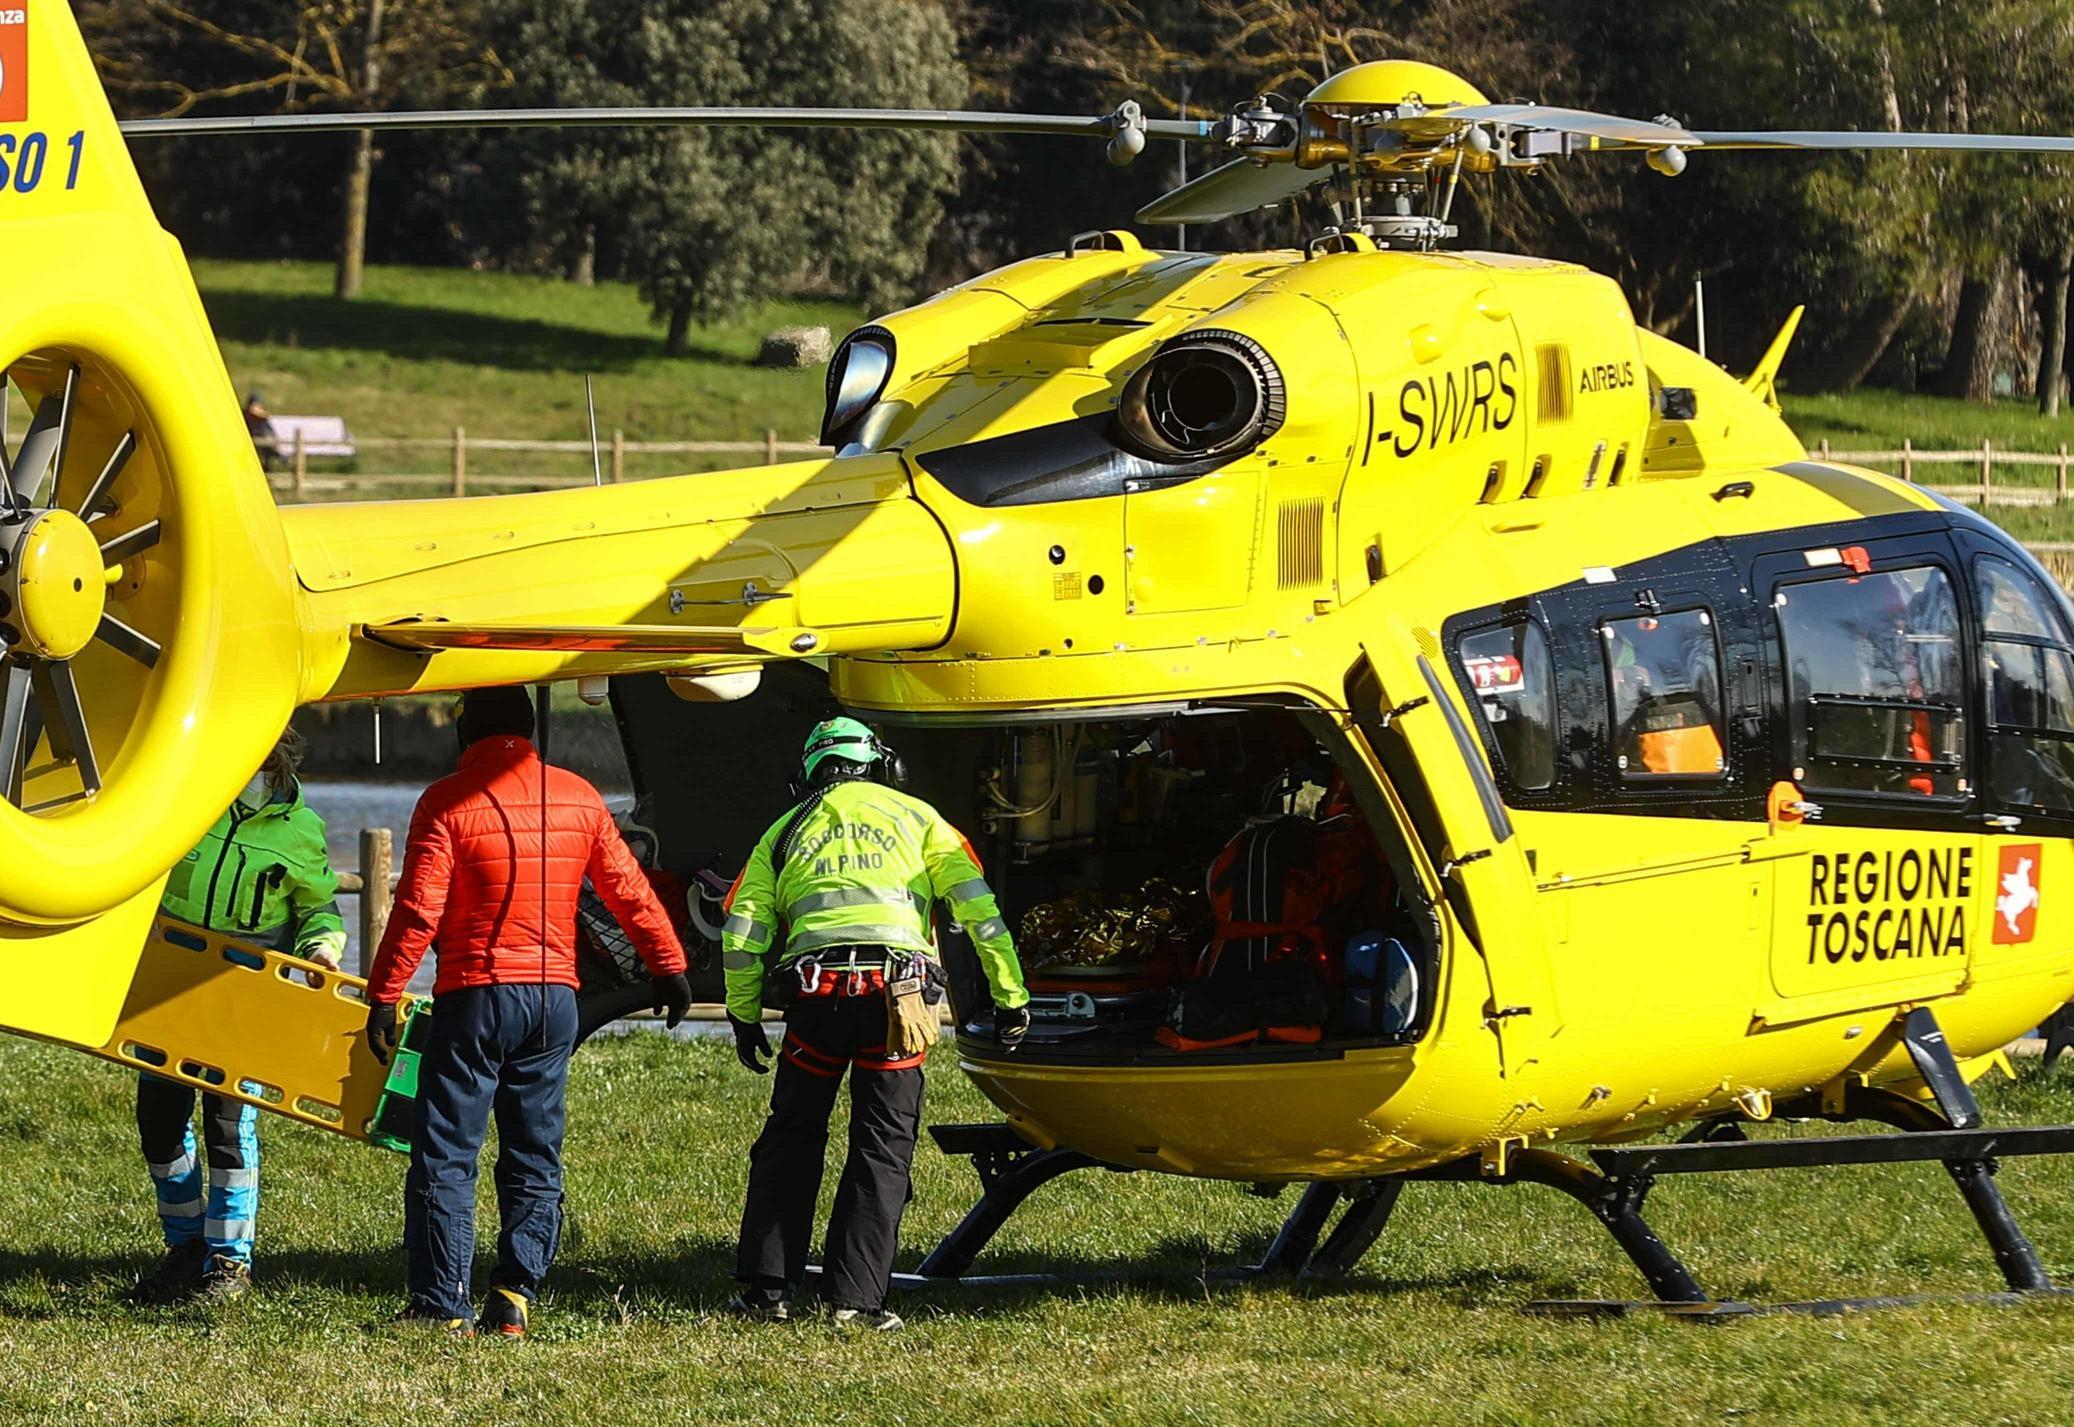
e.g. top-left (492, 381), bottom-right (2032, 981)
top-left (451, 426), bottom-right (466, 498)
top-left (1982, 438), bottom-right (1993, 508)
top-left (765, 428), bottom-right (779, 464)
top-left (292, 428), bottom-right (307, 500)
top-left (1819, 438), bottom-right (1831, 460)
top-left (358, 826), bottom-right (393, 976)
top-left (611, 428), bottom-right (625, 483)
top-left (2059, 443), bottom-right (2069, 502)
top-left (1901, 437), bottom-right (1913, 483)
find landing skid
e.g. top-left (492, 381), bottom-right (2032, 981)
top-left (916, 1088), bottom-right (2074, 1314)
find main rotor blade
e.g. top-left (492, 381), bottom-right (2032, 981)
top-left (1138, 156), bottom-right (1327, 225)
top-left (97, 518), bottom-right (160, 566)
top-left (1405, 104), bottom-right (1700, 148)
top-left (1689, 129), bottom-right (2074, 154)
top-left (0, 662), bottom-right (32, 806)
top-left (95, 612), bottom-right (161, 669)
top-left (31, 659), bottom-right (97, 795)
top-left (121, 106), bottom-right (1211, 143)
top-left (75, 430), bottom-right (135, 519)
top-left (13, 365), bottom-right (78, 506)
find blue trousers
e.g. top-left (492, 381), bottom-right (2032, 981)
top-left (404, 983), bottom-right (577, 1319)
top-left (137, 1075), bottom-right (259, 1264)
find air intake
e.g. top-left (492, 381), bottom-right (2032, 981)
top-left (1536, 344), bottom-right (1573, 423)
top-left (1277, 498), bottom-right (1325, 589)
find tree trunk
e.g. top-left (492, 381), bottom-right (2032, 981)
top-left (334, 0), bottom-right (386, 301)
top-left (1867, 0), bottom-right (1904, 133)
top-left (2040, 244), bottom-right (2073, 418)
top-left (1935, 263), bottom-right (2008, 401)
top-left (336, 128), bottom-right (375, 300)
top-left (1795, 291), bottom-right (1916, 393)
top-left (666, 297), bottom-right (693, 356)
top-left (570, 224), bottom-right (596, 286)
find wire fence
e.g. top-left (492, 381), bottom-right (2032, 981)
top-left (257, 433), bottom-right (2074, 506)
top-left (1820, 440), bottom-right (2074, 508)
top-left (257, 428), bottom-right (823, 499)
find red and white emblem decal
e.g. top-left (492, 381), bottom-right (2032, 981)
top-left (0, 2), bottom-right (25, 126)
top-left (1465, 653), bottom-right (1525, 696)
top-left (1994, 842), bottom-right (2042, 945)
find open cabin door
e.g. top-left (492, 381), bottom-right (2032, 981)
top-left (610, 666), bottom-right (838, 1004)
top-left (1346, 616), bottom-right (1559, 1077)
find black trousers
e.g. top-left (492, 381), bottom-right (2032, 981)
top-left (735, 990), bottom-right (925, 1311)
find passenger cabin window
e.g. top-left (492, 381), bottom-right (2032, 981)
top-left (1976, 555), bottom-right (2074, 813)
top-left (1775, 565), bottom-right (1965, 799)
top-left (1601, 609), bottom-right (1725, 779)
top-left (1458, 622), bottom-right (1556, 791)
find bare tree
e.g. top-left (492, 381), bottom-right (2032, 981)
top-left (83, 1), bottom-right (508, 298)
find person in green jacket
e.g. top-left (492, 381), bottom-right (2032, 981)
top-left (133, 729), bottom-right (346, 1306)
top-left (723, 717), bottom-right (1030, 1330)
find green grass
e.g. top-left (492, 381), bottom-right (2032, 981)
top-left (9, 1034), bottom-right (2074, 1425)
top-left (183, 259), bottom-right (861, 491)
top-left (1785, 387), bottom-right (2074, 455)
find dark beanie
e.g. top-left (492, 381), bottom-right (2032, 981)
top-left (457, 686), bottom-right (535, 746)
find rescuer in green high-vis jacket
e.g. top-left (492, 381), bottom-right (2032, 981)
top-left (722, 717), bottom-right (1029, 1330)
top-left (158, 784), bottom-right (347, 960)
top-left (134, 731), bottom-right (346, 1309)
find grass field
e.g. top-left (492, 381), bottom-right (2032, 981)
top-left (7, 1032), bottom-right (2074, 1426)
top-left (1785, 386), bottom-right (2074, 454)
top-left (183, 259), bottom-right (862, 487)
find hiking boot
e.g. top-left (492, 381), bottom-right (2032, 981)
top-left (478, 1287), bottom-right (528, 1341)
top-left (831, 1307), bottom-right (904, 1332)
top-left (374, 1305), bottom-right (474, 1337)
top-left (132, 1240), bottom-right (209, 1306)
top-left (726, 1286), bottom-right (792, 1323)
top-left (194, 1254), bottom-right (251, 1305)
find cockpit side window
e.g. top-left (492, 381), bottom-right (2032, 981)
top-left (1455, 620), bottom-right (1557, 792)
top-left (1599, 608), bottom-right (1726, 780)
top-left (1975, 554), bottom-right (2074, 814)
top-left (1774, 565), bottom-right (1967, 800)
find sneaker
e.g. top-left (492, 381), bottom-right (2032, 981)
top-left (478, 1287), bottom-right (528, 1340)
top-left (375, 1305), bottom-right (474, 1336)
top-left (726, 1286), bottom-right (792, 1323)
top-left (132, 1240), bottom-right (210, 1306)
top-left (831, 1307), bottom-right (904, 1332)
top-left (194, 1254), bottom-right (251, 1305)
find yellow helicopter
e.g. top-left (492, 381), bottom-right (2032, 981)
top-left (12, 2), bottom-right (2074, 1309)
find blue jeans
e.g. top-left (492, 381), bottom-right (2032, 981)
top-left (404, 983), bottom-right (577, 1319)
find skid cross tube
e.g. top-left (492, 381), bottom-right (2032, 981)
top-left (1305, 1180), bottom-right (1406, 1278)
top-left (1256, 1182), bottom-right (1342, 1274)
top-left (917, 1105), bottom-right (2068, 1308)
top-left (1840, 1086), bottom-right (2055, 1294)
top-left (918, 1124), bottom-right (1111, 1279)
top-left (1504, 1148), bottom-right (1710, 1304)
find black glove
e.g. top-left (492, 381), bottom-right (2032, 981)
top-left (366, 1001), bottom-right (399, 1067)
top-left (650, 972), bottom-right (692, 1029)
top-left (730, 1013), bottom-right (772, 1074)
top-left (995, 1003), bottom-right (1031, 1051)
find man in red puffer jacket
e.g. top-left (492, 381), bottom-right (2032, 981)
top-left (363, 686), bottom-right (690, 1338)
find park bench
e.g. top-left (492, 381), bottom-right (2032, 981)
top-left (264, 414), bottom-right (356, 461)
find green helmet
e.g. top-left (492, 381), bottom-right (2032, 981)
top-left (800, 716), bottom-right (883, 786)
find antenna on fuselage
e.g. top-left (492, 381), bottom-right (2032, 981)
top-left (585, 375), bottom-right (603, 486)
